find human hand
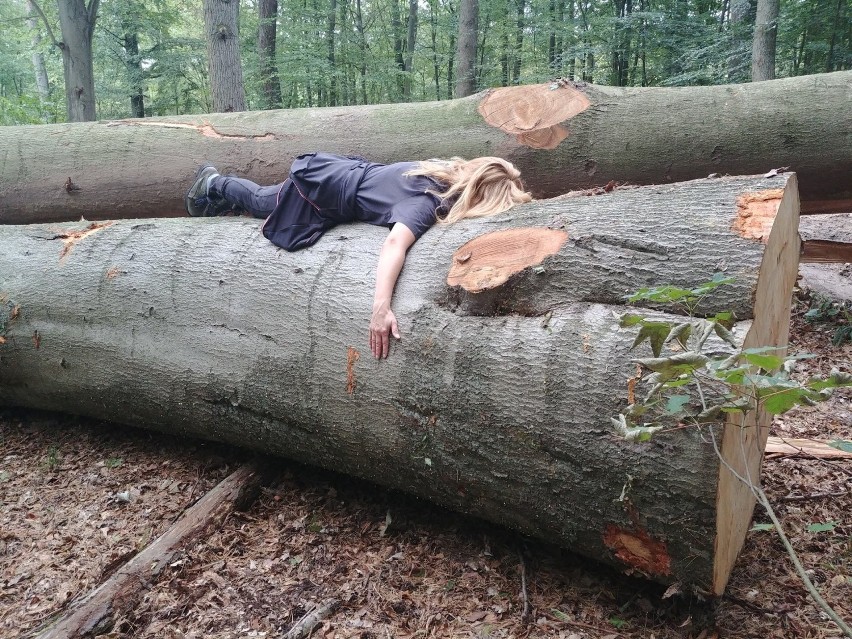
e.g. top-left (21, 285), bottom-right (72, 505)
top-left (370, 304), bottom-right (400, 359)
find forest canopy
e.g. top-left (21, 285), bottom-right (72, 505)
top-left (0, 0), bottom-right (849, 125)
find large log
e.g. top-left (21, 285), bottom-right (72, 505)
top-left (0, 174), bottom-right (800, 594)
top-left (0, 72), bottom-right (848, 224)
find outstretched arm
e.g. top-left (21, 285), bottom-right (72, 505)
top-left (370, 222), bottom-right (416, 359)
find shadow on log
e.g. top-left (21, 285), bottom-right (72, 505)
top-left (0, 72), bottom-right (849, 224)
top-left (0, 174), bottom-right (800, 594)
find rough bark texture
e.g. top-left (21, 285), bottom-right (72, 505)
top-left (26, 0), bottom-right (51, 108)
top-left (0, 72), bottom-right (848, 225)
top-left (203, 0), bottom-right (247, 113)
top-left (56, 0), bottom-right (100, 122)
top-left (454, 0), bottom-right (478, 97)
top-left (0, 175), bottom-right (800, 593)
top-left (751, 0), bottom-right (779, 81)
top-left (257, 0), bottom-right (282, 109)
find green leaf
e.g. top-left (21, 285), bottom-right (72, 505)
top-left (807, 521), bottom-right (838, 533)
top-left (808, 370), bottom-right (852, 391)
top-left (711, 311), bottom-right (736, 328)
top-left (741, 347), bottom-right (785, 371)
top-left (665, 395), bottom-right (691, 414)
top-left (712, 322), bottom-right (738, 348)
top-left (631, 322), bottom-right (671, 357)
top-left (610, 415), bottom-right (663, 442)
top-left (609, 617), bottom-right (628, 629)
top-left (760, 387), bottom-right (813, 415)
top-left (827, 440), bottom-right (852, 453)
top-left (665, 322), bottom-right (693, 346)
top-left (550, 609), bottom-right (571, 622)
top-left (635, 352), bottom-right (709, 381)
top-left (663, 377), bottom-right (692, 388)
top-left (750, 523), bottom-right (775, 532)
top-left (620, 313), bottom-right (646, 328)
top-left (717, 365), bottom-right (749, 384)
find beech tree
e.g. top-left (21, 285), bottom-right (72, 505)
top-left (257, 0), bottom-right (282, 108)
top-left (203, 0), bottom-right (247, 112)
top-left (752, 0), bottom-right (779, 80)
top-left (454, 0), bottom-right (478, 96)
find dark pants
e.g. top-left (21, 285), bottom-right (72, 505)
top-left (210, 176), bottom-right (286, 219)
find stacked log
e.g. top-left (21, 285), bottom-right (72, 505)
top-left (0, 173), bottom-right (801, 593)
top-left (0, 71), bottom-right (849, 224)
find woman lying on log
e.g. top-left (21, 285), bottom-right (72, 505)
top-left (184, 152), bottom-right (531, 359)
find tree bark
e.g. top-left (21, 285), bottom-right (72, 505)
top-left (751, 0), bottom-right (779, 81)
top-left (0, 174), bottom-right (801, 594)
top-left (123, 32), bottom-right (145, 118)
top-left (454, 0), bottom-right (478, 96)
top-left (26, 0), bottom-right (51, 113)
top-left (257, 0), bottom-right (282, 109)
top-left (203, 0), bottom-right (247, 113)
top-left (56, 0), bottom-right (100, 122)
top-left (1, 72), bottom-right (849, 225)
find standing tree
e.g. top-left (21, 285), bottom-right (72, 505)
top-left (29, 0), bottom-right (100, 121)
top-left (751, 0), bottom-right (779, 80)
top-left (454, 0), bottom-right (478, 96)
top-left (403, 0), bottom-right (418, 100)
top-left (203, 0), bottom-right (247, 112)
top-left (257, 0), bottom-right (282, 108)
top-left (25, 0), bottom-right (51, 114)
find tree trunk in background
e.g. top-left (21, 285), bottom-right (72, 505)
top-left (454, 0), bottom-right (478, 96)
top-left (56, 0), bottom-right (100, 122)
top-left (728, 0), bottom-right (754, 82)
top-left (511, 0), bottom-right (524, 83)
top-left (203, 0), bottom-right (247, 113)
top-left (0, 175), bottom-right (801, 595)
top-left (403, 0), bottom-right (418, 100)
top-left (2, 72), bottom-right (850, 224)
top-left (751, 0), bottom-right (779, 81)
top-left (326, 0), bottom-right (337, 106)
top-left (258, 0), bottom-right (282, 109)
top-left (26, 0), bottom-right (51, 114)
top-left (123, 32), bottom-right (145, 118)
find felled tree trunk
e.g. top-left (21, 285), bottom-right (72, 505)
top-left (0, 174), bottom-right (800, 594)
top-left (0, 71), bottom-right (848, 224)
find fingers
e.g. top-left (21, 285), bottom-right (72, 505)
top-left (381, 329), bottom-right (390, 359)
top-left (391, 318), bottom-right (400, 340)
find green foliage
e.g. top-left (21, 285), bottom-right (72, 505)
top-left (0, 0), bottom-right (849, 121)
top-left (806, 521), bottom-right (838, 534)
top-left (803, 297), bottom-right (851, 347)
top-left (613, 277), bottom-right (852, 442)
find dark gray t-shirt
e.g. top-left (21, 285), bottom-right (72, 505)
top-left (355, 162), bottom-right (446, 239)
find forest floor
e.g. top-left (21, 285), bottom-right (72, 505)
top-left (1, 294), bottom-right (850, 639)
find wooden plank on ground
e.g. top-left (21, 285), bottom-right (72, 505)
top-left (765, 437), bottom-right (852, 459)
top-left (32, 462), bottom-right (270, 639)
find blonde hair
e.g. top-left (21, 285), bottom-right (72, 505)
top-left (405, 157), bottom-right (532, 224)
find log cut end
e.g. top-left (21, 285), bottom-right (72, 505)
top-left (477, 84), bottom-right (591, 149)
top-left (732, 189), bottom-right (785, 242)
top-left (446, 228), bottom-right (569, 293)
top-left (712, 175), bottom-right (801, 595)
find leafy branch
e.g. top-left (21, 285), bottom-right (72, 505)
top-left (616, 277), bottom-right (852, 636)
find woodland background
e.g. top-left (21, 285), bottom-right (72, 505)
top-left (0, 0), bottom-right (849, 126)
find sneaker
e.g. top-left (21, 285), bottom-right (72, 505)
top-left (186, 164), bottom-right (230, 217)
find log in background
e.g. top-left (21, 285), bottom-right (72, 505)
top-left (0, 71), bottom-right (848, 224)
top-left (0, 175), bottom-right (800, 594)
